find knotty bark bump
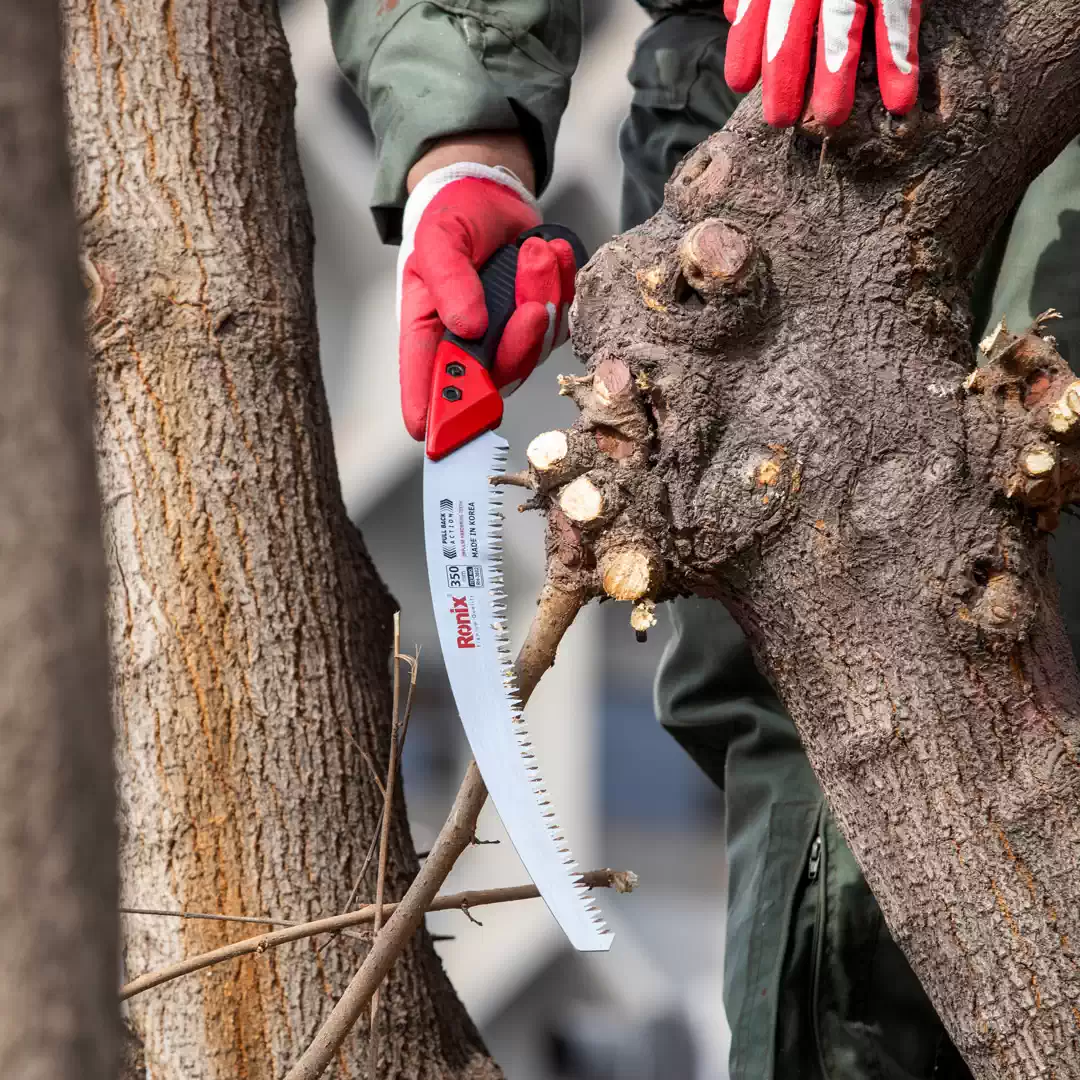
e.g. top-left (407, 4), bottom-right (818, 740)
top-left (63, 2), bottom-right (499, 1077)
top-left (535, 3), bottom-right (1080, 1078)
top-left (0, 4), bottom-right (117, 1077)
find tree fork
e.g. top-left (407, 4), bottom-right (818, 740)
top-left (531, 3), bottom-right (1080, 1077)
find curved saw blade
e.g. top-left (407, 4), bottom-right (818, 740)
top-left (423, 431), bottom-right (612, 951)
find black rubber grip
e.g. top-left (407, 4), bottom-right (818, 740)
top-left (442, 224), bottom-right (589, 371)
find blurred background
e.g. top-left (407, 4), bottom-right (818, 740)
top-left (281, 3), bottom-right (731, 1076)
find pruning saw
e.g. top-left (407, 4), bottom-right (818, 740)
top-left (422, 224), bottom-right (613, 951)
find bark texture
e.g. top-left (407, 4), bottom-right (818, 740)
top-left (0, 4), bottom-right (117, 1078)
top-left (539, 3), bottom-right (1080, 1077)
top-left (62, 2), bottom-right (499, 1077)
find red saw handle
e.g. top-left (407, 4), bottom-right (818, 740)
top-left (424, 224), bottom-right (588, 461)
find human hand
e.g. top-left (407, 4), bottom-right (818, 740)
top-left (723, 0), bottom-right (922, 127)
top-left (397, 164), bottom-right (576, 441)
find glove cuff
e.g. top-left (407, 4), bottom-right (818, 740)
top-left (401, 162), bottom-right (541, 248)
top-left (397, 163), bottom-right (542, 322)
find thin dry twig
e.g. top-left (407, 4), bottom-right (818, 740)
top-left (358, 750), bottom-right (386, 799)
top-left (315, 809), bottom-right (384, 958)
top-left (120, 907), bottom-right (292, 928)
top-left (368, 613), bottom-right (405, 1071)
top-left (283, 579), bottom-right (587, 1080)
top-left (322, 641), bottom-right (419, 961)
top-left (119, 868), bottom-right (633, 1001)
top-left (120, 908), bottom-right (369, 943)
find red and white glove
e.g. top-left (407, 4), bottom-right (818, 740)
top-left (397, 163), bottom-right (576, 441)
top-left (724, 0), bottom-right (922, 128)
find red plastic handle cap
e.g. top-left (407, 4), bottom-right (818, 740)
top-left (425, 341), bottom-right (504, 460)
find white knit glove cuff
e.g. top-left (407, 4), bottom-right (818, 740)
top-left (396, 163), bottom-right (540, 322)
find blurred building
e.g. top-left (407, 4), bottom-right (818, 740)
top-left (281, 3), bottom-right (731, 1076)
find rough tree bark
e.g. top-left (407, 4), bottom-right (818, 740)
top-left (523, 3), bottom-right (1080, 1078)
top-left (62, 2), bottom-right (500, 1077)
top-left (0, 4), bottom-right (117, 1078)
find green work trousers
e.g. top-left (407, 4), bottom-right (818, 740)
top-left (619, 12), bottom-right (1080, 1080)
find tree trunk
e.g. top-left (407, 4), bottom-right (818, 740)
top-left (541, 3), bottom-right (1080, 1078)
top-left (0, 4), bottom-right (117, 1078)
top-left (62, 2), bottom-right (500, 1077)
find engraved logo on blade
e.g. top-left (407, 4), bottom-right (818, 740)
top-left (439, 498), bottom-right (457, 559)
top-left (450, 595), bottom-right (476, 649)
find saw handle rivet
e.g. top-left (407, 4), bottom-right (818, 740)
top-left (442, 386), bottom-right (463, 402)
top-left (445, 361), bottom-right (466, 378)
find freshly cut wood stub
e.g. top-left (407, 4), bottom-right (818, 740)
top-left (1022, 444), bottom-right (1056, 477)
top-left (630, 601), bottom-right (657, 633)
top-left (1048, 381), bottom-right (1080, 436)
top-left (559, 476), bottom-right (604, 523)
top-left (600, 549), bottom-right (658, 602)
top-left (527, 430), bottom-right (569, 472)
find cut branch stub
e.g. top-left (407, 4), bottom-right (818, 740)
top-left (665, 134), bottom-right (736, 220)
top-left (1020, 444), bottom-right (1056, 479)
top-left (969, 571), bottom-right (1036, 642)
top-left (678, 218), bottom-right (758, 298)
top-left (558, 357), bottom-right (652, 452)
top-left (547, 508), bottom-right (591, 571)
top-left (526, 430), bottom-right (568, 472)
top-left (525, 427), bottom-right (599, 490)
top-left (594, 355), bottom-right (632, 405)
top-left (559, 475), bottom-right (605, 524)
top-left (598, 547), bottom-right (661, 602)
top-left (1048, 380), bottom-right (1080, 439)
top-left (964, 316), bottom-right (1080, 523)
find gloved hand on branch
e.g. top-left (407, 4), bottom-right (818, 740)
top-left (724, 0), bottom-right (922, 127)
top-left (397, 163), bottom-right (576, 441)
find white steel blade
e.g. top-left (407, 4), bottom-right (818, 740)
top-left (424, 431), bottom-right (612, 952)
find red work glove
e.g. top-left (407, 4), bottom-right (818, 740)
top-left (397, 164), bottom-right (577, 441)
top-left (724, 0), bottom-right (922, 127)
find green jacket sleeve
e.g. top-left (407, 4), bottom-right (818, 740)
top-left (327, 0), bottom-right (583, 244)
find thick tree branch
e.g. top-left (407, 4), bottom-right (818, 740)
top-left (533, 4), bottom-right (1080, 1079)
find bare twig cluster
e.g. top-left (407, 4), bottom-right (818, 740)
top-left (120, 869), bottom-right (635, 1002)
top-left (965, 310), bottom-right (1080, 531)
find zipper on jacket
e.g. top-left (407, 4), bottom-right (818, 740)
top-left (809, 811), bottom-right (830, 1078)
top-left (808, 834), bottom-right (822, 882)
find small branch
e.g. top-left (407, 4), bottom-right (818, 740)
top-left (515, 580), bottom-right (588, 702)
top-left (120, 869), bottom-right (631, 1002)
top-left (282, 581), bottom-right (587, 1080)
top-left (460, 902), bottom-right (482, 927)
top-left (120, 907), bottom-right (368, 943)
top-left (358, 750), bottom-right (385, 799)
top-left (323, 640), bottom-right (418, 962)
top-left (490, 471), bottom-right (533, 489)
top-left (315, 809), bottom-right (383, 958)
top-left (368, 613), bottom-right (405, 1070)
top-left (120, 907), bottom-right (292, 929)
